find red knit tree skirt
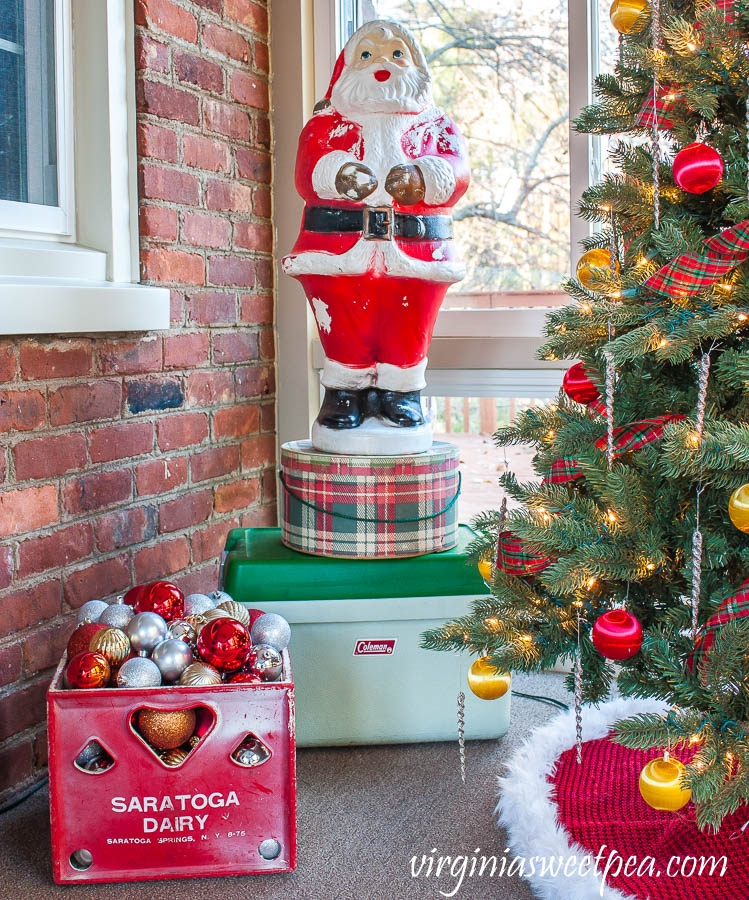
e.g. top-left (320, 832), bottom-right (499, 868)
top-left (550, 734), bottom-right (749, 899)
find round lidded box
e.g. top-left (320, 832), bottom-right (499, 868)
top-left (279, 441), bottom-right (460, 559)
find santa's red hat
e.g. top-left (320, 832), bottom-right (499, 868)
top-left (324, 19), bottom-right (429, 99)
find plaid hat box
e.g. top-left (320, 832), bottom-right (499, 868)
top-left (279, 441), bottom-right (461, 559)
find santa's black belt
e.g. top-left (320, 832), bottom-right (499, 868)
top-left (304, 206), bottom-right (453, 241)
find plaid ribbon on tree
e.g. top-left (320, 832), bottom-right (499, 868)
top-left (496, 531), bottom-right (552, 576)
top-left (635, 83), bottom-right (678, 130)
top-left (544, 457), bottom-right (583, 484)
top-left (688, 577), bottom-right (749, 674)
top-left (644, 221), bottom-right (749, 298)
top-left (543, 415), bottom-right (685, 484)
top-left (594, 414), bottom-right (686, 454)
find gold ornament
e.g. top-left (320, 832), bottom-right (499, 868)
top-left (161, 746), bottom-right (190, 767)
top-left (137, 708), bottom-right (196, 750)
top-left (217, 599), bottom-right (250, 627)
top-left (467, 657), bottom-right (512, 700)
top-left (576, 248), bottom-right (618, 290)
top-left (478, 556), bottom-right (493, 583)
top-left (609, 0), bottom-right (648, 34)
top-left (89, 627), bottom-right (131, 667)
top-left (639, 756), bottom-right (691, 811)
top-left (202, 607), bottom-right (240, 627)
top-left (179, 662), bottom-right (222, 686)
top-left (729, 484), bottom-right (749, 533)
top-left (184, 613), bottom-right (207, 633)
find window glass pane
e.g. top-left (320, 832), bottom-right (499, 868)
top-left (359, 0), bottom-right (569, 308)
top-left (427, 395), bottom-right (549, 520)
top-left (0, 0), bottom-right (58, 207)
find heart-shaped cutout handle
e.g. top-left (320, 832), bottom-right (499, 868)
top-left (129, 705), bottom-right (216, 768)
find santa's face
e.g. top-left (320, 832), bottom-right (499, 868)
top-left (330, 28), bottom-right (431, 117)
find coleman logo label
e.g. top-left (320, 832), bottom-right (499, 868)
top-left (354, 639), bottom-right (397, 656)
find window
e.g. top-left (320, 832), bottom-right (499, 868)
top-left (0, 0), bottom-right (169, 335)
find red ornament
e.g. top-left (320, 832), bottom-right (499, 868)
top-left (673, 143), bottom-right (723, 194)
top-left (247, 608), bottom-right (266, 628)
top-left (65, 651), bottom-right (111, 689)
top-left (592, 609), bottom-right (643, 660)
top-left (563, 363), bottom-right (600, 406)
top-left (197, 617), bottom-right (252, 671)
top-left (66, 622), bottom-right (108, 659)
top-left (136, 581), bottom-right (184, 622)
top-left (123, 584), bottom-right (146, 608)
top-left (228, 672), bottom-right (264, 684)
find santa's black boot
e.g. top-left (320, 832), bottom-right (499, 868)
top-left (317, 388), bottom-right (364, 429)
top-left (378, 390), bottom-right (426, 427)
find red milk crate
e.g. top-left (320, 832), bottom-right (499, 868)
top-left (47, 651), bottom-right (296, 884)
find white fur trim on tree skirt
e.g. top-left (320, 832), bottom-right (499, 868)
top-left (311, 150), bottom-right (357, 200)
top-left (496, 697), bottom-right (667, 900)
top-left (417, 155), bottom-right (456, 205)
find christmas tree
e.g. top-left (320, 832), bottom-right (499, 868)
top-left (422, 0), bottom-right (749, 832)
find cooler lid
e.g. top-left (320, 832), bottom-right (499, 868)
top-left (222, 525), bottom-right (486, 604)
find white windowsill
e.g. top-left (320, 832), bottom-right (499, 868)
top-left (0, 277), bottom-right (170, 335)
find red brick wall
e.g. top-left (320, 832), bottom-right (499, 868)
top-left (0, 0), bottom-right (274, 801)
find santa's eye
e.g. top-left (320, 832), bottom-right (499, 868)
top-left (393, 50), bottom-right (403, 58)
top-left (361, 51), bottom-right (371, 59)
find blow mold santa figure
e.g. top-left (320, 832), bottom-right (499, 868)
top-left (283, 19), bottom-right (470, 454)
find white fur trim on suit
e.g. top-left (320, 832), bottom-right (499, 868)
top-left (282, 239), bottom-right (465, 283)
top-left (376, 358), bottom-right (427, 391)
top-left (496, 696), bottom-right (667, 900)
top-left (322, 357), bottom-right (375, 390)
top-left (417, 155), bottom-right (456, 206)
top-left (311, 150), bottom-right (357, 201)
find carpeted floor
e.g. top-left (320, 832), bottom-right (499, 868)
top-left (0, 672), bottom-right (570, 899)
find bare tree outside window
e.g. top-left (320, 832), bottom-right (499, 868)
top-left (364, 0), bottom-right (570, 305)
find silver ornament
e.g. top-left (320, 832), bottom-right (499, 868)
top-left (99, 600), bottom-right (135, 629)
top-left (251, 613), bottom-right (291, 652)
top-left (151, 638), bottom-right (193, 682)
top-left (169, 619), bottom-right (196, 645)
top-left (253, 644), bottom-right (283, 681)
top-left (77, 599), bottom-right (109, 625)
top-left (116, 656), bottom-right (161, 688)
top-left (184, 593), bottom-right (215, 616)
top-left (210, 589), bottom-right (233, 606)
top-left (231, 736), bottom-right (270, 768)
top-left (126, 612), bottom-right (168, 654)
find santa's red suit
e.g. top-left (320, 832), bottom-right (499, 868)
top-left (282, 22), bottom-right (470, 394)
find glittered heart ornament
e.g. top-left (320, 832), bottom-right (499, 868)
top-left (196, 617), bottom-right (252, 671)
top-left (136, 581), bottom-right (185, 622)
top-left (673, 143), bottom-right (723, 194)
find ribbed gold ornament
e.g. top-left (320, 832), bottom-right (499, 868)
top-left (179, 662), bottom-right (222, 686)
top-left (137, 708), bottom-right (196, 750)
top-left (161, 746), bottom-right (190, 767)
top-left (202, 607), bottom-right (240, 626)
top-left (89, 627), bottom-right (131, 667)
top-left (216, 599), bottom-right (250, 626)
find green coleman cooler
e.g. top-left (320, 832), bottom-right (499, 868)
top-left (221, 526), bottom-right (511, 746)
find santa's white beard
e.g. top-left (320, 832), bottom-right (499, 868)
top-left (330, 62), bottom-right (432, 117)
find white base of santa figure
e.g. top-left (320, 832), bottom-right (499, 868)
top-left (312, 415), bottom-right (433, 456)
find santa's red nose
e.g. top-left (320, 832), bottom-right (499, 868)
top-left (374, 70), bottom-right (391, 82)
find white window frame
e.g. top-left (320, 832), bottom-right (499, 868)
top-left (0, 0), bottom-right (170, 335)
top-left (273, 0), bottom-right (601, 443)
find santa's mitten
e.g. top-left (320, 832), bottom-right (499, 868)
top-left (385, 164), bottom-right (426, 206)
top-left (335, 162), bottom-right (378, 201)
